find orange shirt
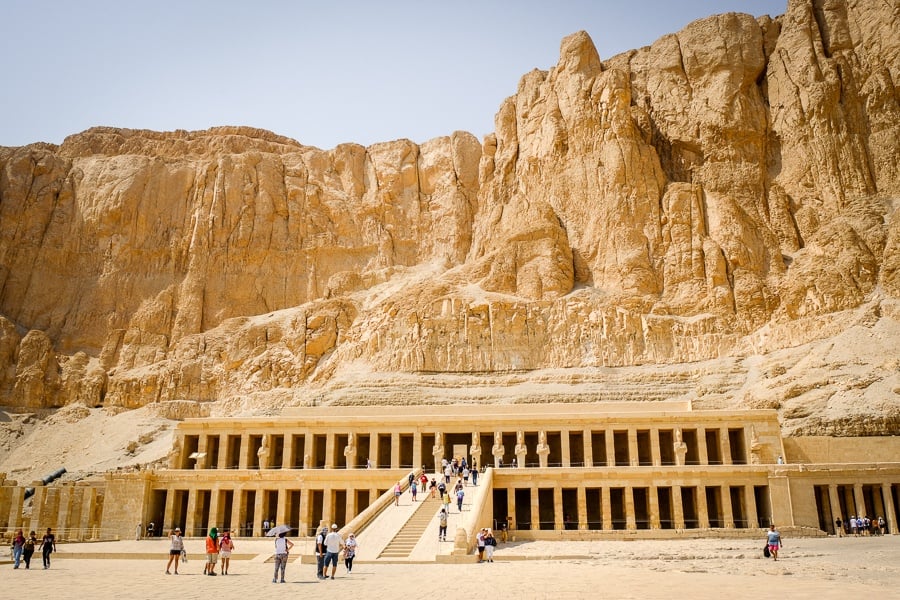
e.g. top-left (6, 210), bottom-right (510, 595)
top-left (206, 536), bottom-right (218, 553)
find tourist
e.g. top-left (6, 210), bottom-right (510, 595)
top-left (834, 517), bottom-right (843, 537)
top-left (411, 479), bottom-right (418, 501)
top-left (147, 522), bottom-right (155, 537)
top-left (766, 524), bottom-right (782, 561)
top-left (471, 461), bottom-right (478, 486)
top-left (39, 527), bottom-right (56, 569)
top-left (23, 531), bottom-right (37, 569)
top-left (315, 526), bottom-right (328, 579)
top-left (878, 516), bottom-right (886, 535)
top-left (272, 531), bottom-right (293, 583)
top-left (323, 523), bottom-right (344, 580)
top-left (218, 530), bottom-right (234, 574)
top-left (11, 528), bottom-right (25, 569)
top-left (394, 482), bottom-right (402, 506)
top-left (430, 477), bottom-right (438, 498)
top-left (166, 527), bottom-right (184, 574)
top-left (442, 489), bottom-right (452, 514)
top-left (484, 528), bottom-right (497, 562)
top-left (463, 466), bottom-right (470, 486)
top-left (438, 508), bottom-right (448, 541)
top-left (203, 527), bottom-right (218, 575)
top-left (476, 528), bottom-right (486, 562)
top-left (456, 486), bottom-right (465, 512)
top-left (344, 532), bottom-right (358, 573)
top-left (136, 522), bottom-right (142, 541)
top-left (419, 472), bottom-right (428, 493)
top-left (444, 463), bottom-right (452, 484)
top-left (850, 516), bottom-right (858, 535)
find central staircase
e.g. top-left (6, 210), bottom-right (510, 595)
top-left (377, 493), bottom-right (439, 558)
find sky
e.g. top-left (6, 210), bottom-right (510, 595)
top-left (0, 0), bottom-right (787, 150)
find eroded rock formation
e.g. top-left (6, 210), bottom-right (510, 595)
top-left (0, 0), bottom-right (898, 435)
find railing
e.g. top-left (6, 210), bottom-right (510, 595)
top-left (0, 526), bottom-right (119, 542)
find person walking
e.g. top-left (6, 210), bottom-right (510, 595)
top-left (272, 531), bottom-right (293, 583)
top-left (11, 528), bottom-right (25, 569)
top-left (344, 532), bottom-right (358, 573)
top-left (835, 517), bottom-right (844, 537)
top-left (22, 531), bottom-right (37, 569)
top-left (471, 461), bottom-right (478, 486)
top-left (203, 527), bottom-right (219, 575)
top-left (438, 508), bottom-right (448, 541)
top-left (323, 524), bottom-right (344, 580)
top-left (39, 527), bottom-right (56, 569)
top-left (166, 527), bottom-right (184, 574)
top-left (218, 530), bottom-right (234, 575)
top-left (766, 524), bottom-right (783, 561)
top-left (484, 529), bottom-right (497, 562)
top-left (394, 482), bottom-right (402, 506)
top-left (411, 479), bottom-right (418, 502)
top-left (456, 486), bottom-right (465, 512)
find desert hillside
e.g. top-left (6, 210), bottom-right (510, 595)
top-left (1, 0), bottom-right (898, 482)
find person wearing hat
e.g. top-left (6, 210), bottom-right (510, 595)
top-left (166, 527), bottom-right (184, 574)
top-left (203, 527), bottom-right (219, 575)
top-left (315, 526), bottom-right (328, 579)
top-left (323, 524), bottom-right (345, 580)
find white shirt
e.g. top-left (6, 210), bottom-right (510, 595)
top-left (324, 531), bottom-right (343, 553)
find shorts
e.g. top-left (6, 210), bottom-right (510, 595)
top-left (207, 552), bottom-right (218, 564)
top-left (169, 549), bottom-right (181, 556)
top-left (767, 544), bottom-right (779, 552)
top-left (219, 551), bottom-right (231, 558)
top-left (324, 551), bottom-right (339, 567)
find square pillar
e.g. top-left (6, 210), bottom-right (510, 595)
top-left (672, 486), bottom-right (685, 529)
top-left (577, 486), bottom-right (588, 530)
top-left (197, 435), bottom-right (210, 468)
top-left (229, 491), bottom-right (242, 537)
top-left (324, 433), bottom-right (335, 469)
top-left (882, 484), bottom-right (897, 535)
top-left (238, 433), bottom-right (251, 469)
top-left (583, 429), bottom-right (593, 467)
top-left (252, 489), bottom-right (265, 537)
top-left (282, 435), bottom-right (294, 470)
top-left (7, 486), bottom-right (25, 531)
top-left (28, 486), bottom-right (46, 534)
top-left (605, 431), bottom-right (616, 468)
top-left (184, 490), bottom-right (199, 537)
top-left (554, 487), bottom-right (564, 529)
top-left (275, 488), bottom-right (287, 527)
top-left (298, 489), bottom-right (311, 537)
top-left (649, 485), bottom-right (660, 529)
top-left (369, 433), bottom-right (380, 469)
top-left (650, 428), bottom-right (662, 467)
top-left (412, 432), bottom-right (423, 471)
top-left (304, 432), bottom-right (314, 468)
top-left (627, 430), bottom-right (639, 467)
top-left (745, 485), bottom-right (759, 529)
top-left (81, 487), bottom-right (98, 539)
top-left (853, 484), bottom-right (866, 518)
top-left (720, 430), bottom-right (733, 465)
top-left (722, 485), bottom-right (735, 528)
top-left (531, 488), bottom-right (540, 531)
top-left (696, 427), bottom-right (709, 465)
top-left (601, 487), bottom-right (612, 530)
top-left (561, 431), bottom-right (571, 468)
top-left (56, 485), bottom-right (75, 538)
top-left (625, 486), bottom-right (636, 530)
top-left (217, 435), bottom-right (229, 469)
top-left (390, 432), bottom-right (400, 469)
top-left (208, 485), bottom-right (221, 530)
top-left (697, 486), bottom-right (710, 528)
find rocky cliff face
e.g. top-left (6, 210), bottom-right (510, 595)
top-left (0, 0), bottom-right (898, 435)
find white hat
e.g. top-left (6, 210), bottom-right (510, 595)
top-left (331, 523), bottom-right (338, 529)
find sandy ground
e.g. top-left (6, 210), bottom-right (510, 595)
top-left (6, 536), bottom-right (900, 600)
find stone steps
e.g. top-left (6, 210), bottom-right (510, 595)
top-left (377, 494), bottom-right (439, 558)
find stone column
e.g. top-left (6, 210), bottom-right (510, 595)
top-left (208, 485), bottom-right (221, 530)
top-left (536, 431), bottom-right (550, 468)
top-left (238, 433), bottom-right (251, 470)
top-left (369, 433), bottom-right (380, 469)
top-left (649, 485), bottom-right (660, 529)
top-left (324, 432), bottom-right (335, 469)
top-left (163, 488), bottom-right (176, 532)
top-left (229, 492), bottom-right (242, 537)
top-left (554, 487), bottom-right (564, 530)
top-left (697, 486), bottom-right (710, 528)
top-left (506, 491), bottom-right (516, 536)
top-left (217, 435), bottom-right (229, 470)
top-left (57, 485), bottom-right (75, 539)
top-left (6, 486), bottom-right (25, 531)
top-left (853, 483), bottom-right (866, 519)
top-left (28, 485), bottom-right (46, 534)
top-left (252, 489), bottom-right (265, 537)
top-left (577, 486), bottom-right (588, 530)
top-left (282, 435), bottom-right (294, 470)
top-left (184, 489), bottom-right (198, 537)
top-left (601, 487), bottom-right (612, 530)
top-left (827, 485), bottom-right (842, 529)
top-left (491, 432), bottom-right (505, 468)
top-left (530, 487), bottom-right (540, 531)
top-left (720, 431), bottom-right (733, 465)
top-left (697, 428), bottom-right (709, 465)
top-left (583, 429), bottom-right (594, 467)
top-left (561, 431), bottom-right (571, 468)
top-left (722, 485), bottom-right (735, 528)
top-left (390, 432), bottom-right (400, 469)
top-left (304, 432), bottom-right (314, 469)
top-left (625, 486), bottom-right (636, 530)
top-left (344, 434), bottom-right (358, 470)
top-left (514, 432), bottom-right (527, 468)
top-left (605, 431), bottom-right (616, 468)
top-left (745, 485), bottom-right (759, 529)
top-left (298, 489), bottom-right (311, 537)
top-left (81, 487), bottom-right (98, 540)
top-left (672, 486), bottom-right (685, 529)
top-left (412, 432), bottom-right (423, 471)
top-left (275, 488), bottom-right (287, 527)
top-left (196, 435), bottom-right (210, 469)
top-left (882, 484), bottom-right (897, 535)
top-left (650, 428), bottom-right (662, 467)
top-left (628, 430), bottom-right (639, 466)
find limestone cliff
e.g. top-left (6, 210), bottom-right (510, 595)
top-left (0, 0), bottom-right (898, 437)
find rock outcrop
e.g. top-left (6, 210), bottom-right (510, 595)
top-left (0, 0), bottom-right (898, 436)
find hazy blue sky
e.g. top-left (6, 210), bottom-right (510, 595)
top-left (1, 0), bottom-right (787, 150)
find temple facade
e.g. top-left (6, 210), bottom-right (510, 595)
top-left (2, 402), bottom-right (899, 549)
